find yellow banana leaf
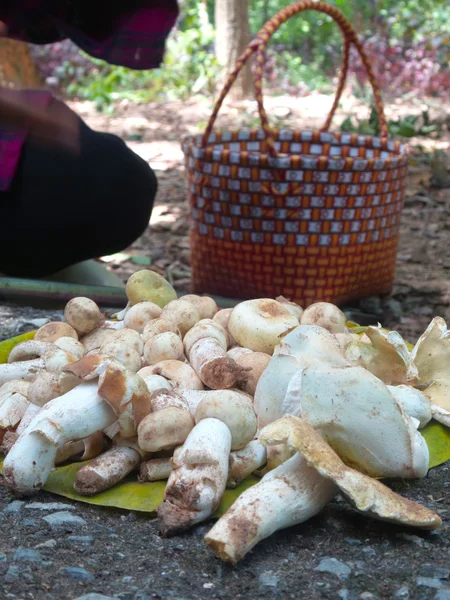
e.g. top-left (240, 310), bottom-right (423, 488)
top-left (0, 330), bottom-right (36, 363)
top-left (1, 327), bottom-right (449, 514)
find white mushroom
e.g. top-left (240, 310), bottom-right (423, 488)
top-left (123, 301), bottom-right (162, 333)
top-left (142, 319), bottom-right (181, 344)
top-left (227, 440), bottom-right (267, 488)
top-left (300, 302), bottom-right (346, 333)
top-left (206, 416), bottom-right (441, 564)
top-left (64, 297), bottom-right (104, 335)
top-left (34, 322), bottom-right (78, 342)
top-left (144, 332), bottom-right (184, 365)
top-left (387, 385), bottom-right (432, 429)
top-left (228, 299), bottom-right (299, 354)
top-left (275, 296), bottom-right (303, 321)
top-left (160, 299), bottom-right (201, 336)
top-left (137, 389), bottom-right (195, 452)
top-left (158, 418), bottom-right (231, 535)
top-left (148, 360), bottom-right (203, 390)
top-left (182, 295), bottom-right (218, 320)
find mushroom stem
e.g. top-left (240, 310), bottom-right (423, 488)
top-left (0, 359), bottom-right (45, 386)
top-left (74, 446), bottom-right (141, 495)
top-left (205, 452), bottom-right (337, 565)
top-left (158, 418), bottom-right (231, 535)
top-left (227, 440), bottom-right (267, 488)
top-left (139, 457), bottom-right (173, 482)
top-left (189, 338), bottom-right (241, 390)
top-left (0, 393), bottom-right (30, 428)
top-left (2, 382), bottom-right (117, 495)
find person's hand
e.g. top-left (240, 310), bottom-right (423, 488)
top-left (0, 89), bottom-right (80, 154)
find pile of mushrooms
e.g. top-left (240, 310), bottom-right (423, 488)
top-left (0, 269), bottom-right (448, 564)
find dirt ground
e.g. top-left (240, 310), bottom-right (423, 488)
top-left (1, 93), bottom-right (450, 599)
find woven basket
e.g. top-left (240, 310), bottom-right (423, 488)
top-left (182, 1), bottom-right (409, 307)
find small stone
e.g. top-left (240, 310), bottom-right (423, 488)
top-left (35, 539), bottom-right (57, 549)
top-left (383, 298), bottom-right (402, 319)
top-left (59, 567), bottom-right (95, 582)
top-left (4, 565), bottom-right (20, 583)
top-left (344, 538), bottom-right (362, 546)
top-left (398, 533), bottom-right (424, 547)
top-left (259, 573), bottom-right (279, 588)
top-left (0, 553), bottom-right (7, 563)
top-left (22, 519), bottom-right (38, 527)
top-left (13, 547), bottom-right (42, 565)
top-left (67, 536), bottom-right (93, 545)
top-left (122, 576), bottom-right (133, 584)
top-left (72, 595), bottom-right (116, 600)
top-left (394, 587), bottom-right (410, 598)
top-left (359, 296), bottom-right (383, 315)
top-left (4, 501), bottom-right (25, 514)
top-left (43, 511), bottom-right (87, 529)
top-left (419, 565), bottom-right (450, 580)
top-left (416, 577), bottom-right (446, 589)
top-left (361, 546), bottom-right (377, 557)
top-left (26, 502), bottom-right (76, 511)
top-left (315, 557), bottom-right (352, 580)
top-left (359, 593), bottom-right (377, 600)
top-left (203, 583), bottom-right (215, 589)
top-left (134, 592), bottom-right (151, 600)
top-left (338, 590), bottom-right (350, 600)
top-left (435, 591), bottom-right (450, 600)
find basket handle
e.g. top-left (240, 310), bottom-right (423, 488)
top-left (202, 1), bottom-right (388, 149)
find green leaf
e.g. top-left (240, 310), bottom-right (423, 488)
top-left (130, 255), bottom-right (152, 267)
top-left (0, 331), bottom-right (36, 364)
top-left (421, 421), bottom-right (450, 469)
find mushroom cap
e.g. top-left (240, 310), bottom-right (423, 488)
top-left (228, 299), bottom-right (299, 354)
top-left (80, 328), bottom-right (117, 353)
top-left (140, 374), bottom-right (172, 395)
top-left (100, 341), bottom-right (142, 373)
top-left (28, 371), bottom-right (78, 406)
top-left (54, 337), bottom-right (85, 360)
top-left (8, 340), bottom-right (55, 363)
top-left (282, 362), bottom-right (429, 479)
top-left (126, 269), bottom-right (177, 308)
top-left (194, 390), bottom-right (257, 450)
top-left (235, 351), bottom-right (271, 397)
top-left (300, 302), bottom-right (346, 334)
top-left (182, 295), bottom-right (218, 320)
top-left (142, 319), bottom-right (181, 344)
top-left (64, 297), bottom-right (103, 335)
top-left (97, 363), bottom-right (152, 438)
top-left (144, 332), bottom-right (184, 365)
top-left (254, 353), bottom-right (305, 428)
top-left (0, 380), bottom-right (30, 401)
top-left (34, 322), bottom-right (78, 343)
top-left (184, 319), bottom-right (229, 356)
top-left (160, 300), bottom-right (201, 337)
top-left (277, 325), bottom-right (349, 366)
top-left (149, 360), bottom-right (204, 390)
top-left (260, 416), bottom-right (441, 530)
top-left (106, 329), bottom-right (144, 356)
top-left (275, 296), bottom-right (304, 321)
top-left (123, 301), bottom-right (163, 333)
top-left (137, 406), bottom-right (195, 452)
top-left (387, 385), bottom-right (432, 429)
top-left (227, 347), bottom-right (253, 361)
top-left (412, 317), bottom-right (450, 385)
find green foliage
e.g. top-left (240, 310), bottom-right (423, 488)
top-left (340, 107), bottom-right (443, 138)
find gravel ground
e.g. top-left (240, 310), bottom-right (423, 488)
top-left (1, 306), bottom-right (450, 600)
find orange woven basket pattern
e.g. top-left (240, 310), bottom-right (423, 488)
top-left (182, 2), bottom-right (409, 306)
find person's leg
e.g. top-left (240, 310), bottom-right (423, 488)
top-left (0, 98), bottom-right (156, 278)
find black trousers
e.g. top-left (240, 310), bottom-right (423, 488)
top-left (0, 99), bottom-right (156, 278)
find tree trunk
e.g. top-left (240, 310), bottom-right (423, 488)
top-left (215, 0), bottom-right (252, 101)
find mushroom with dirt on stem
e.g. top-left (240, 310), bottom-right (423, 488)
top-left (205, 416), bottom-right (441, 565)
top-left (34, 322), bottom-right (78, 343)
top-left (2, 356), bottom-right (151, 495)
top-left (157, 390), bottom-right (257, 535)
top-left (184, 320), bottom-right (243, 390)
top-left (143, 332), bottom-right (184, 366)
